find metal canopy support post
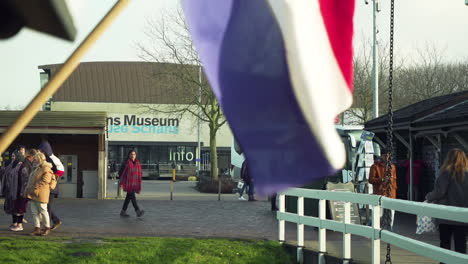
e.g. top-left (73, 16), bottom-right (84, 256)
top-left (394, 132), bottom-right (409, 149)
top-left (98, 133), bottom-right (106, 199)
top-left (452, 133), bottom-right (468, 151)
top-left (394, 131), bottom-right (417, 200)
top-left (409, 133), bottom-right (413, 201)
top-left (373, 135), bottom-right (387, 150)
top-left (424, 135), bottom-right (441, 153)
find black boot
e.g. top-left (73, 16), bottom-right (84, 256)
top-left (248, 196), bottom-right (257, 201)
top-left (120, 210), bottom-right (130, 217)
top-left (136, 209), bottom-right (145, 217)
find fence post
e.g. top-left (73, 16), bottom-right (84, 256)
top-left (318, 199), bottom-right (327, 264)
top-left (343, 201), bottom-right (351, 261)
top-left (279, 194), bottom-right (285, 243)
top-left (372, 205), bottom-right (381, 264)
top-left (297, 197), bottom-right (304, 264)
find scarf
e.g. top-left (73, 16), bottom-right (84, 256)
top-left (120, 159), bottom-right (142, 193)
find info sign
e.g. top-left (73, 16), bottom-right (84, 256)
top-left (326, 182), bottom-right (361, 225)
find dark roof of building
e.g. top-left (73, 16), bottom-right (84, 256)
top-left (412, 100), bottom-right (468, 128)
top-left (39, 61), bottom-right (200, 104)
top-left (365, 90), bottom-right (468, 131)
top-left (0, 111), bottom-right (107, 129)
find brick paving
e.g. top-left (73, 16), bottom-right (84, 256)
top-left (0, 182), bottom-right (449, 263)
top-left (0, 198), bottom-right (278, 239)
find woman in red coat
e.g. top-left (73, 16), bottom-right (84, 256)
top-left (119, 150), bottom-right (144, 217)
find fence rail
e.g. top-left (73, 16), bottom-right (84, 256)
top-left (277, 188), bottom-right (468, 264)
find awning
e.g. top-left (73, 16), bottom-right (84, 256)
top-left (0, 111), bottom-right (107, 134)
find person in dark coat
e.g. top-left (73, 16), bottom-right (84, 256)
top-left (3, 151), bottom-right (24, 229)
top-left (10, 149), bottom-right (37, 231)
top-left (38, 141), bottom-right (64, 231)
top-left (119, 150), bottom-right (144, 217)
top-left (426, 148), bottom-right (468, 255)
top-left (241, 160), bottom-right (256, 201)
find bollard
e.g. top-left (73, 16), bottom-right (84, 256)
top-left (218, 177), bottom-right (221, 201)
top-left (117, 179), bottom-right (122, 198)
top-left (170, 180), bottom-right (174, 200)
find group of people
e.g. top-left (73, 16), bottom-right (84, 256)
top-left (369, 149), bottom-right (468, 256)
top-left (3, 141), bottom-right (466, 256)
top-left (0, 141), bottom-right (64, 236)
top-left (0, 144), bottom-right (146, 236)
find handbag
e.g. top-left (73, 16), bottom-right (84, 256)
top-left (416, 215), bottom-right (438, 234)
top-left (237, 180), bottom-right (244, 189)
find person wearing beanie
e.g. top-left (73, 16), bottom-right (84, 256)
top-left (25, 151), bottom-right (57, 236)
top-left (38, 141), bottom-right (64, 231)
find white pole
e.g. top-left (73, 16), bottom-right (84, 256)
top-left (372, 0), bottom-right (380, 118)
top-left (279, 194), bottom-right (285, 243)
top-left (197, 66), bottom-right (202, 174)
top-left (297, 197), bottom-right (304, 264)
top-left (372, 205), bottom-right (381, 264)
top-left (318, 199), bottom-right (327, 253)
top-left (343, 202), bottom-right (352, 260)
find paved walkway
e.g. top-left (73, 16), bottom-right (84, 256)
top-left (0, 181), bottom-right (451, 263)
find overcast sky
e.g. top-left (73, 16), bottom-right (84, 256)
top-left (1, 0), bottom-right (467, 109)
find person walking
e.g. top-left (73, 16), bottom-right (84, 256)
top-left (38, 141), bottom-right (64, 231)
top-left (25, 152), bottom-right (57, 236)
top-left (426, 148), bottom-right (468, 255)
top-left (241, 160), bottom-right (256, 201)
top-left (369, 153), bottom-right (397, 228)
top-left (119, 150), bottom-right (144, 217)
top-left (270, 193), bottom-right (278, 211)
top-left (10, 149), bottom-right (37, 231)
top-left (238, 178), bottom-right (247, 200)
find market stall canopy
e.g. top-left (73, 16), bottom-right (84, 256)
top-left (0, 0), bottom-right (76, 40)
top-left (365, 91), bottom-right (468, 133)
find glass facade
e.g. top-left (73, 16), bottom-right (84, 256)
top-left (108, 143), bottom-right (196, 170)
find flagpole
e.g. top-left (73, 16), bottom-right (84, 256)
top-left (372, 0), bottom-right (380, 119)
top-left (197, 65), bottom-right (202, 175)
top-left (0, 0), bottom-right (131, 154)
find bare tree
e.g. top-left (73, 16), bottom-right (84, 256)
top-left (395, 44), bottom-right (468, 108)
top-left (137, 8), bottom-right (227, 180)
top-left (351, 39), bottom-right (468, 121)
top-left (350, 50), bottom-right (373, 123)
top-left (351, 39), bottom-right (395, 123)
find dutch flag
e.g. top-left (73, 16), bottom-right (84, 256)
top-left (183, 0), bottom-right (355, 194)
